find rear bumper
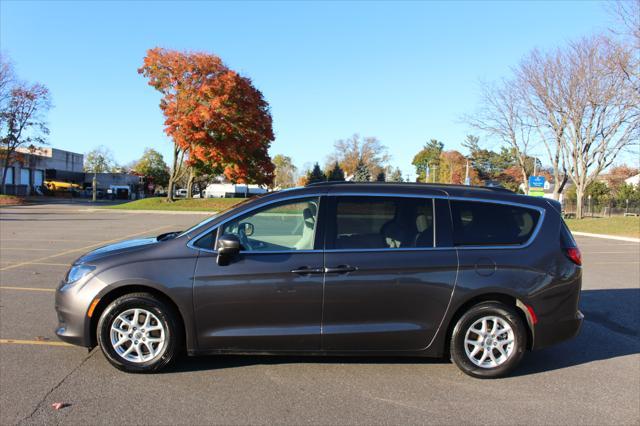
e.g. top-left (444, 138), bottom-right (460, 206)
top-left (532, 310), bottom-right (583, 350)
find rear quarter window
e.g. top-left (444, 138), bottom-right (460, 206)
top-left (450, 200), bottom-right (541, 246)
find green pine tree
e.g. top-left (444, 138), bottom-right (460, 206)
top-left (306, 162), bottom-right (326, 184)
top-left (327, 162), bottom-right (346, 181)
top-left (353, 160), bottom-right (371, 182)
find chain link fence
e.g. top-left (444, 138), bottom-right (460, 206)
top-left (562, 199), bottom-right (640, 218)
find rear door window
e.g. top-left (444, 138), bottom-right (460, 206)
top-left (328, 196), bottom-right (434, 249)
top-left (450, 200), bottom-right (540, 246)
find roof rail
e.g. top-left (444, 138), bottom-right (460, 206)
top-left (304, 181), bottom-right (513, 192)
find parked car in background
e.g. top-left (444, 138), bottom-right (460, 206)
top-left (83, 187), bottom-right (105, 199)
top-left (54, 182), bottom-right (582, 378)
top-left (107, 185), bottom-right (131, 200)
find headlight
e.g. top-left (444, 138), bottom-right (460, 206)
top-left (65, 264), bottom-right (96, 284)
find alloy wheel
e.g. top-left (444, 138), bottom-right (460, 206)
top-left (463, 316), bottom-right (515, 368)
top-left (109, 308), bottom-right (166, 363)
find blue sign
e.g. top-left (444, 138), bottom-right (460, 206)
top-left (528, 176), bottom-right (546, 188)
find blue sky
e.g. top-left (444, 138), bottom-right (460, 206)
top-left (0, 0), bottom-right (621, 179)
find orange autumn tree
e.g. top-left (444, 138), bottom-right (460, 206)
top-left (138, 48), bottom-right (274, 201)
top-left (438, 150), bottom-right (479, 185)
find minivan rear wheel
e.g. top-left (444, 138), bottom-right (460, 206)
top-left (450, 301), bottom-right (526, 379)
top-left (97, 292), bottom-right (181, 373)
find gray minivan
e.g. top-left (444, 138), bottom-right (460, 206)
top-left (55, 182), bottom-right (583, 378)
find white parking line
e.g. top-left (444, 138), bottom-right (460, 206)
top-left (572, 232), bottom-right (640, 243)
top-left (0, 225), bottom-right (171, 271)
top-left (585, 251), bottom-right (640, 254)
top-left (0, 286), bottom-right (55, 292)
top-left (0, 247), bottom-right (59, 251)
top-left (0, 339), bottom-right (72, 347)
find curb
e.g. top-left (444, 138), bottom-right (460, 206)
top-left (81, 209), bottom-right (214, 215)
top-left (572, 232), bottom-right (640, 243)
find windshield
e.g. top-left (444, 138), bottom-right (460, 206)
top-left (177, 197), bottom-right (261, 238)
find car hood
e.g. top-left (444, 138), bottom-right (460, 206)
top-left (76, 237), bottom-right (159, 264)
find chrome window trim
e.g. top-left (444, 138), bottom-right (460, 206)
top-left (325, 247), bottom-right (452, 253)
top-left (186, 190), bottom-right (547, 253)
top-left (325, 193), bottom-right (545, 251)
top-left (446, 196), bottom-right (546, 250)
top-left (186, 194), bottom-right (324, 254)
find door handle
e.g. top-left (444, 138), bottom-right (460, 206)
top-left (291, 266), bottom-right (324, 275)
top-left (324, 265), bottom-right (358, 274)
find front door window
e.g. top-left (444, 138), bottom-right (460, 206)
top-left (219, 197), bottom-right (320, 252)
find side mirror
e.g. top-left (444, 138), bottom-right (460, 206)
top-left (217, 234), bottom-right (241, 265)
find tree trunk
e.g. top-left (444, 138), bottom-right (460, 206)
top-left (1, 149), bottom-right (14, 195)
top-left (575, 186), bottom-right (584, 219)
top-left (553, 175), bottom-right (568, 201)
top-left (166, 175), bottom-right (175, 202)
top-left (521, 168), bottom-right (529, 194)
top-left (167, 147), bottom-right (180, 202)
top-left (186, 168), bottom-right (195, 199)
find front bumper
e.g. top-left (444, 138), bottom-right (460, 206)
top-left (54, 281), bottom-right (93, 347)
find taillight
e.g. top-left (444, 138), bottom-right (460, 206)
top-left (565, 247), bottom-right (582, 266)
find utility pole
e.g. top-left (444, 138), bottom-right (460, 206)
top-left (464, 159), bottom-right (470, 185)
top-left (92, 172), bottom-right (97, 202)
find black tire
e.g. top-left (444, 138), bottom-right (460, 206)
top-left (97, 292), bottom-right (182, 373)
top-left (450, 301), bottom-right (526, 379)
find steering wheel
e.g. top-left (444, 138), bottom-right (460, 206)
top-left (238, 226), bottom-right (253, 251)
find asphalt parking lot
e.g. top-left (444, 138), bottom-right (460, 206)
top-left (1, 202), bottom-right (638, 425)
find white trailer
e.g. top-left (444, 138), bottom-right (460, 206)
top-left (203, 183), bottom-right (267, 198)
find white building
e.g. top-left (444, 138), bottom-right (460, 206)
top-left (624, 174), bottom-right (639, 187)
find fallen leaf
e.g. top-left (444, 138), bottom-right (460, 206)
top-left (51, 402), bottom-right (69, 410)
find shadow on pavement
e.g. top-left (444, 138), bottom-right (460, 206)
top-left (166, 288), bottom-right (639, 376)
top-left (514, 288), bottom-right (639, 376)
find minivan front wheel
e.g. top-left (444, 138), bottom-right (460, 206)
top-left (450, 301), bottom-right (526, 379)
top-left (97, 292), bottom-right (181, 373)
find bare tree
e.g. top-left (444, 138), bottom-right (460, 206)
top-left (517, 48), bottom-right (570, 200)
top-left (559, 36), bottom-right (639, 218)
top-left (466, 78), bottom-right (533, 193)
top-left (608, 0), bottom-right (640, 99)
top-left (0, 55), bottom-right (15, 109)
top-left (608, 0), bottom-right (640, 50)
top-left (327, 134), bottom-right (390, 178)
